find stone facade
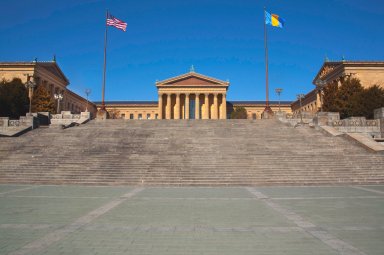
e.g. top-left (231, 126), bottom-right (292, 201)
top-left (292, 60), bottom-right (384, 113)
top-left (0, 60), bottom-right (97, 116)
top-left (96, 70), bottom-right (292, 119)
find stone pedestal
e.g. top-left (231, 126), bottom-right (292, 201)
top-left (261, 110), bottom-right (274, 119)
top-left (97, 110), bottom-right (109, 120)
top-left (380, 119), bottom-right (384, 139)
top-left (0, 117), bottom-right (8, 127)
top-left (313, 112), bottom-right (340, 126)
top-left (274, 111), bottom-right (287, 120)
top-left (374, 107), bottom-right (384, 119)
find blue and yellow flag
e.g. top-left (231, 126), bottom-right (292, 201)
top-left (265, 11), bottom-right (285, 28)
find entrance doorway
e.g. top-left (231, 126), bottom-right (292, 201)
top-left (189, 99), bottom-right (195, 119)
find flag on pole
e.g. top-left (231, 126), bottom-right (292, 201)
top-left (265, 11), bottom-right (285, 28)
top-left (106, 13), bottom-right (127, 32)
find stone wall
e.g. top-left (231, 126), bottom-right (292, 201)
top-left (0, 115), bottom-right (37, 136)
top-left (50, 111), bottom-right (91, 127)
top-left (374, 108), bottom-right (384, 119)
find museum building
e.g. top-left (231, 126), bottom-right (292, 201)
top-left (0, 59), bottom-right (97, 115)
top-left (291, 60), bottom-right (384, 114)
top-left (96, 69), bottom-right (292, 120)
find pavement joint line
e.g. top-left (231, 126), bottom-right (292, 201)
top-left (81, 225), bottom-right (304, 233)
top-left (246, 187), bottom-right (367, 255)
top-left (3, 223), bottom-right (382, 232)
top-left (352, 186), bottom-right (384, 195)
top-left (131, 197), bottom-right (257, 200)
top-left (5, 195), bottom-right (111, 199)
top-left (271, 196), bottom-right (384, 200)
top-left (0, 185), bottom-right (40, 196)
top-left (7, 187), bottom-right (144, 255)
top-left (0, 224), bottom-right (60, 230)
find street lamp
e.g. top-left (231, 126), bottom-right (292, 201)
top-left (24, 79), bottom-right (37, 115)
top-left (297, 94), bottom-right (305, 125)
top-left (85, 89), bottom-right (91, 112)
top-left (275, 88), bottom-right (283, 112)
top-left (315, 79), bottom-right (326, 112)
top-left (54, 93), bottom-right (63, 114)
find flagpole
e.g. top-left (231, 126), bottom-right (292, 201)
top-left (263, 7), bottom-right (271, 114)
top-left (101, 10), bottom-right (108, 111)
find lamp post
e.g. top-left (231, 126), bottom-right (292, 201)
top-left (85, 89), bottom-right (91, 112)
top-left (297, 94), bottom-right (305, 124)
top-left (315, 79), bottom-right (326, 112)
top-left (54, 93), bottom-right (63, 114)
top-left (24, 79), bottom-right (37, 115)
top-left (275, 88), bottom-right (283, 112)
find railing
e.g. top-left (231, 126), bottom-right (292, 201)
top-left (332, 119), bottom-right (379, 127)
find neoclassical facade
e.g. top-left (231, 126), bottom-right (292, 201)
top-left (0, 60), bottom-right (97, 115)
top-left (292, 60), bottom-right (384, 114)
top-left (156, 70), bottom-right (229, 119)
top-left (96, 70), bottom-right (293, 119)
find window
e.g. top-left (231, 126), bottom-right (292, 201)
top-left (146, 114), bottom-right (151, 119)
top-left (129, 114), bottom-right (134, 120)
top-left (155, 114), bottom-right (158, 119)
top-left (121, 114), bottom-right (125, 119)
top-left (138, 114), bottom-right (142, 120)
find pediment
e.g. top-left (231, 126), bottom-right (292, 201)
top-left (167, 76), bottom-right (221, 85)
top-left (38, 62), bottom-right (69, 84)
top-left (313, 62), bottom-right (341, 84)
top-left (157, 72), bottom-right (229, 87)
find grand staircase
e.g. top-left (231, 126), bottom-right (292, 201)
top-left (0, 119), bottom-right (383, 186)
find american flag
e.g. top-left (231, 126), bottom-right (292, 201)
top-left (106, 14), bottom-right (127, 32)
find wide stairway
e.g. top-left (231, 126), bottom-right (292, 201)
top-left (0, 119), bottom-right (383, 186)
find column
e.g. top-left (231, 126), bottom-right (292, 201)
top-left (195, 94), bottom-right (200, 120)
top-left (158, 94), bottom-right (163, 119)
top-left (220, 93), bottom-right (227, 119)
top-left (203, 93), bottom-right (209, 119)
top-left (175, 94), bottom-right (180, 119)
top-left (185, 94), bottom-right (190, 120)
top-left (166, 94), bottom-right (171, 119)
top-left (213, 93), bottom-right (218, 119)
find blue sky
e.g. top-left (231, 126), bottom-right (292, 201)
top-left (1, 0), bottom-right (384, 102)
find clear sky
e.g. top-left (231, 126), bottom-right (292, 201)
top-left (1, 0), bottom-right (384, 102)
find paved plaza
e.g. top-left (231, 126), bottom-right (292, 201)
top-left (0, 185), bottom-right (383, 255)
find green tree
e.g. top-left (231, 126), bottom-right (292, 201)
top-left (335, 78), bottom-right (364, 119)
top-left (322, 82), bottom-right (339, 112)
top-left (0, 78), bottom-right (29, 119)
top-left (31, 85), bottom-right (55, 113)
top-left (322, 78), bottom-right (384, 119)
top-left (230, 106), bottom-right (248, 119)
top-left (354, 85), bottom-right (384, 119)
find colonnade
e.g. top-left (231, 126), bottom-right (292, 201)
top-left (158, 93), bottom-right (227, 119)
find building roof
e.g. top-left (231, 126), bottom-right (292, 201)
top-left (312, 60), bottom-right (384, 84)
top-left (229, 101), bottom-right (292, 105)
top-left (290, 88), bottom-right (318, 110)
top-left (0, 60), bottom-right (70, 84)
top-left (156, 70), bottom-right (229, 87)
top-left (94, 101), bottom-right (158, 106)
